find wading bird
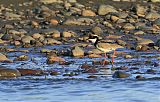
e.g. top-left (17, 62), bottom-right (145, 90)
top-left (88, 35), bottom-right (123, 66)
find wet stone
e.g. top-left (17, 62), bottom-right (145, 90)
top-left (72, 46), bottom-right (84, 57)
top-left (112, 71), bottom-right (130, 78)
top-left (0, 66), bottom-right (21, 78)
top-left (14, 55), bottom-right (29, 61)
top-left (17, 69), bottom-right (43, 76)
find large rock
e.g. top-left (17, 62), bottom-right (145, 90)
top-left (112, 71), bottom-right (130, 78)
top-left (72, 46), bottom-right (84, 57)
top-left (0, 66), bottom-right (21, 78)
top-left (98, 5), bottom-right (118, 15)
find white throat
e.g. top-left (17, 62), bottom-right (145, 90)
top-left (89, 38), bottom-right (97, 43)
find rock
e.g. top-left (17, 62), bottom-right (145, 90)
top-left (136, 45), bottom-right (142, 51)
top-left (112, 71), bottom-right (130, 78)
top-left (124, 55), bottom-right (133, 59)
top-left (84, 68), bottom-right (98, 73)
top-left (136, 75), bottom-right (145, 80)
top-left (116, 40), bottom-right (127, 46)
top-left (141, 45), bottom-right (149, 51)
top-left (50, 70), bottom-right (59, 76)
top-left (87, 75), bottom-right (97, 79)
top-left (98, 5), bottom-right (118, 15)
top-left (145, 12), bottom-right (160, 20)
top-left (72, 46), bottom-right (84, 57)
top-left (64, 18), bottom-right (94, 25)
top-left (0, 66), bottom-right (21, 78)
top-left (62, 31), bottom-right (74, 37)
top-left (21, 35), bottom-right (35, 44)
top-left (88, 53), bottom-right (102, 58)
top-left (52, 33), bottom-right (61, 38)
top-left (77, 18), bottom-right (94, 25)
top-left (14, 55), bottom-right (29, 61)
top-left (123, 23), bottom-right (135, 30)
top-left (63, 18), bottom-right (81, 25)
top-left (137, 39), bottom-right (154, 45)
top-left (111, 15), bottom-right (119, 22)
top-left (40, 49), bottom-right (52, 53)
top-left (40, 0), bottom-right (63, 4)
top-left (135, 4), bottom-right (146, 17)
top-left (146, 69), bottom-right (157, 74)
top-left (149, 0), bottom-right (160, 2)
top-left (17, 69), bottom-right (43, 76)
top-left (31, 21), bottom-right (39, 28)
top-left (115, 66), bottom-right (128, 70)
top-left (5, 12), bottom-right (21, 20)
top-left (153, 18), bottom-right (160, 26)
top-left (43, 38), bottom-right (62, 45)
top-left (50, 19), bottom-right (59, 25)
top-left (32, 33), bottom-right (42, 39)
top-left (91, 26), bottom-right (103, 35)
top-left (47, 56), bottom-right (65, 64)
top-left (0, 53), bottom-right (11, 62)
top-left (82, 10), bottom-right (96, 16)
top-left (134, 31), bottom-right (145, 35)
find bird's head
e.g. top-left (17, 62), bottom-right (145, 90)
top-left (88, 35), bottom-right (100, 43)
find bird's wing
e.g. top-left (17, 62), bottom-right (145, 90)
top-left (97, 43), bottom-right (123, 50)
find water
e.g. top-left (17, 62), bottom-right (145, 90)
top-left (0, 45), bottom-right (160, 102)
top-left (0, 79), bottom-right (160, 102)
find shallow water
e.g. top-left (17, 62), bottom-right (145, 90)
top-left (0, 79), bottom-right (160, 102)
top-left (0, 45), bottom-right (160, 102)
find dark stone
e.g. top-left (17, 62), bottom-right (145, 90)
top-left (112, 71), bottom-right (130, 78)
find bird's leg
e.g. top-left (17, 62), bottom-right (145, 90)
top-left (111, 50), bottom-right (116, 67)
top-left (103, 53), bottom-right (107, 65)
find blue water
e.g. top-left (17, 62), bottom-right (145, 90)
top-left (0, 79), bottom-right (160, 102)
top-left (0, 46), bottom-right (160, 102)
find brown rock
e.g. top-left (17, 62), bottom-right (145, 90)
top-left (123, 23), bottom-right (135, 30)
top-left (82, 10), bottom-right (96, 16)
top-left (17, 69), bottom-right (43, 76)
top-left (0, 66), bottom-right (21, 78)
top-left (72, 46), bottom-right (84, 57)
top-left (47, 56), bottom-right (65, 64)
top-left (50, 19), bottom-right (59, 25)
top-left (31, 21), bottom-right (39, 28)
top-left (0, 53), bottom-right (12, 62)
top-left (98, 5), bottom-right (118, 15)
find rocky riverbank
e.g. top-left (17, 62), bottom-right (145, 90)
top-left (0, 0), bottom-right (159, 80)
